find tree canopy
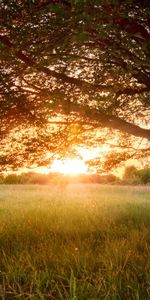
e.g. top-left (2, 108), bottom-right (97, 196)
top-left (0, 0), bottom-right (150, 171)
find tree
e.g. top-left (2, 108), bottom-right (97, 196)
top-left (123, 165), bottom-right (150, 184)
top-left (0, 0), bottom-right (150, 171)
top-left (3, 174), bottom-right (21, 184)
top-left (123, 165), bottom-right (138, 183)
top-left (137, 168), bottom-right (150, 184)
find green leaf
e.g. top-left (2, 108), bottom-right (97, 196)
top-left (74, 32), bottom-right (88, 42)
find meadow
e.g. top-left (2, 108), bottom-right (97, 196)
top-left (0, 184), bottom-right (150, 300)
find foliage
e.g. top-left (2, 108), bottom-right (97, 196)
top-left (2, 168), bottom-right (150, 184)
top-left (123, 166), bottom-right (150, 184)
top-left (1, 172), bottom-right (119, 185)
top-left (137, 168), bottom-right (150, 184)
top-left (0, 174), bottom-right (4, 184)
top-left (123, 165), bottom-right (139, 183)
top-left (0, 0), bottom-right (150, 170)
top-left (3, 173), bottom-right (21, 184)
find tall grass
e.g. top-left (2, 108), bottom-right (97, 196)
top-left (0, 184), bottom-right (150, 299)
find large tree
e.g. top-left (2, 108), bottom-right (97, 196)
top-left (0, 0), bottom-right (150, 171)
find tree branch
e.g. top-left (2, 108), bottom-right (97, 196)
top-left (1, 35), bottom-right (150, 141)
top-left (0, 35), bottom-right (114, 93)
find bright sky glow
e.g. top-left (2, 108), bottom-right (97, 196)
top-left (31, 147), bottom-right (111, 175)
top-left (77, 147), bottom-right (100, 160)
top-left (50, 158), bottom-right (88, 175)
top-left (77, 145), bottom-right (111, 160)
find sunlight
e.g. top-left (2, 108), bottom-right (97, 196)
top-left (31, 146), bottom-right (110, 175)
top-left (50, 158), bottom-right (88, 175)
top-left (77, 145), bottom-right (111, 160)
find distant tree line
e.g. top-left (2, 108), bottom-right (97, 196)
top-left (123, 166), bottom-right (150, 185)
top-left (0, 172), bottom-right (118, 185)
top-left (0, 167), bottom-right (150, 185)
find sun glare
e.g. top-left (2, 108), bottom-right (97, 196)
top-left (50, 159), bottom-right (88, 175)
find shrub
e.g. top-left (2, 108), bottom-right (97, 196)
top-left (137, 169), bottom-right (150, 184)
top-left (123, 166), bottom-right (138, 184)
top-left (0, 175), bottom-right (4, 184)
top-left (4, 174), bottom-right (21, 184)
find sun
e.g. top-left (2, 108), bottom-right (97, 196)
top-left (32, 146), bottom-right (109, 175)
top-left (50, 158), bottom-right (88, 175)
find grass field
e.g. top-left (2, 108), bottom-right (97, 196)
top-left (0, 184), bottom-right (150, 299)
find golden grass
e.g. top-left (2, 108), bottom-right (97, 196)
top-left (0, 184), bottom-right (150, 299)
